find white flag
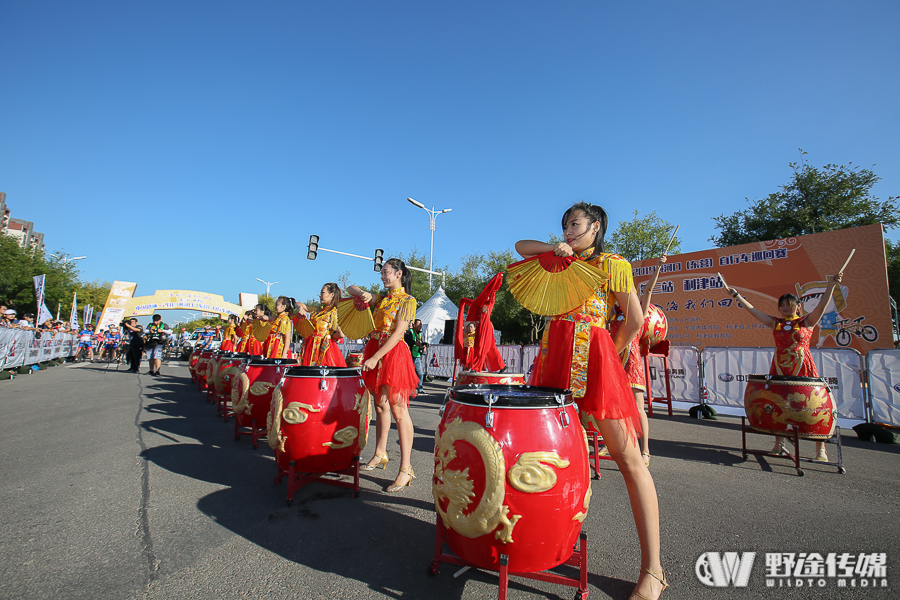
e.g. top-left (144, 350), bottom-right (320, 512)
top-left (69, 293), bottom-right (79, 330)
top-left (33, 275), bottom-right (54, 324)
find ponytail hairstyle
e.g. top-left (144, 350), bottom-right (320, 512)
top-left (276, 296), bottom-right (296, 314)
top-left (255, 303), bottom-right (273, 319)
top-left (562, 201), bottom-right (609, 260)
top-left (323, 283), bottom-right (341, 309)
top-left (385, 258), bottom-right (412, 293)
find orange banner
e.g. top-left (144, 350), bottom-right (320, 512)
top-left (631, 224), bottom-right (892, 353)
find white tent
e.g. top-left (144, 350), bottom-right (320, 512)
top-left (416, 286), bottom-right (458, 344)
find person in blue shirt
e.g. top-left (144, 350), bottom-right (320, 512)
top-left (77, 324), bottom-right (95, 361)
top-left (197, 325), bottom-right (215, 349)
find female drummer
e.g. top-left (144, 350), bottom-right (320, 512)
top-left (262, 297), bottom-right (294, 359)
top-left (463, 322), bottom-right (476, 369)
top-left (347, 259), bottom-right (420, 493)
top-left (516, 202), bottom-right (666, 600)
top-left (293, 283), bottom-right (347, 367)
top-left (220, 314), bottom-right (239, 352)
top-left (724, 274), bottom-right (842, 461)
top-left (613, 254), bottom-right (667, 467)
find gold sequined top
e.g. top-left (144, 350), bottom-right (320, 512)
top-left (373, 288), bottom-right (416, 339)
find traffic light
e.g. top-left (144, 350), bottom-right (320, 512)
top-left (373, 248), bottom-right (384, 272)
top-left (307, 235), bottom-right (319, 260)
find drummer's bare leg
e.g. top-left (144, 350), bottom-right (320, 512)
top-left (771, 436), bottom-right (784, 454)
top-left (633, 389), bottom-right (650, 459)
top-left (388, 395), bottom-right (415, 489)
top-left (814, 440), bottom-right (828, 461)
top-left (364, 394), bottom-right (392, 468)
top-left (600, 418), bottom-right (665, 600)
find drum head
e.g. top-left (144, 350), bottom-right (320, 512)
top-left (747, 374), bottom-right (826, 385)
top-left (285, 366), bottom-right (361, 378)
top-left (244, 358), bottom-right (300, 366)
top-left (450, 384), bottom-right (573, 408)
top-left (228, 352), bottom-right (252, 359)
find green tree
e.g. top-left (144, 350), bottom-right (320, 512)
top-left (711, 150), bottom-right (899, 247)
top-left (0, 236), bottom-right (79, 317)
top-left (607, 211), bottom-right (681, 261)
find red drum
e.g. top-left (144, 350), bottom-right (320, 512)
top-left (195, 349), bottom-right (217, 392)
top-left (211, 353), bottom-right (247, 397)
top-left (609, 303), bottom-right (668, 352)
top-left (346, 352), bottom-right (364, 367)
top-left (455, 371), bottom-right (525, 386)
top-left (643, 303), bottom-right (668, 349)
top-left (189, 349), bottom-right (202, 382)
top-left (232, 357), bottom-right (298, 446)
top-left (434, 385), bottom-right (590, 573)
top-left (744, 375), bottom-right (836, 440)
top-left (269, 366), bottom-right (370, 473)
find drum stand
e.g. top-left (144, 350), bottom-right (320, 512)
top-left (643, 341), bottom-right (674, 417)
top-left (429, 526), bottom-right (590, 600)
top-left (233, 417), bottom-right (267, 450)
top-left (587, 430), bottom-right (614, 480)
top-left (274, 456), bottom-right (361, 506)
top-left (741, 419), bottom-right (845, 475)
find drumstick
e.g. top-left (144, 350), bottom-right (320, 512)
top-left (837, 249), bottom-right (855, 276)
top-left (663, 225), bottom-right (680, 256)
top-left (717, 272), bottom-right (729, 291)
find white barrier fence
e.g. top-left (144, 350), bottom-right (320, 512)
top-left (866, 349), bottom-right (900, 427)
top-left (647, 346), bottom-right (702, 403)
top-left (0, 329), bottom-right (77, 370)
top-left (702, 346), bottom-right (866, 420)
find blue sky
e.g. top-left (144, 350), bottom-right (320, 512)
top-left (3, 1), bottom-right (898, 319)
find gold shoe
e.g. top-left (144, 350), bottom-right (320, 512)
top-left (598, 446), bottom-right (610, 457)
top-left (771, 443), bottom-right (786, 456)
top-left (361, 453), bottom-right (389, 471)
top-left (629, 568), bottom-right (668, 600)
top-left (813, 450), bottom-right (828, 462)
top-left (386, 466), bottom-right (415, 493)
top-left (642, 452), bottom-right (651, 467)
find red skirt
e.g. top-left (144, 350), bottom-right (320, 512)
top-left (529, 320), bottom-right (642, 442)
top-left (220, 339), bottom-right (234, 352)
top-left (362, 338), bottom-right (419, 406)
top-left (301, 338), bottom-right (347, 367)
top-left (623, 335), bottom-right (646, 393)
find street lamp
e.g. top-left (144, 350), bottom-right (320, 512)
top-left (50, 253), bottom-right (87, 264)
top-left (256, 278), bottom-right (278, 297)
top-left (406, 197), bottom-right (452, 291)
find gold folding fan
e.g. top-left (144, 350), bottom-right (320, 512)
top-left (291, 314), bottom-right (315, 338)
top-left (252, 320), bottom-right (274, 342)
top-left (507, 251), bottom-right (609, 316)
top-left (336, 298), bottom-right (375, 340)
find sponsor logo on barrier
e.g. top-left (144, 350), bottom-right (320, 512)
top-left (718, 373), bottom-right (735, 382)
top-left (430, 353), bottom-right (440, 368)
top-left (893, 384), bottom-right (900, 393)
top-left (696, 552), bottom-right (889, 590)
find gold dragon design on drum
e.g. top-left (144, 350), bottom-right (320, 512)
top-left (354, 391), bottom-right (371, 453)
top-left (267, 384), bottom-right (322, 452)
top-left (747, 387), bottom-right (833, 431)
top-left (506, 452), bottom-right (570, 493)
top-left (433, 418), bottom-right (521, 543)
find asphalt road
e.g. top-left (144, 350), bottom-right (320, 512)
top-left (1, 360), bottom-right (897, 600)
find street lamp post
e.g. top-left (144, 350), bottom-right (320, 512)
top-left (50, 253), bottom-right (87, 265)
top-left (255, 278), bottom-right (278, 297)
top-left (406, 197), bottom-right (452, 291)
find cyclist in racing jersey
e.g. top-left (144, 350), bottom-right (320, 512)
top-left (104, 326), bottom-right (122, 360)
top-left (197, 325), bottom-right (215, 349)
top-left (77, 324), bottom-right (96, 361)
